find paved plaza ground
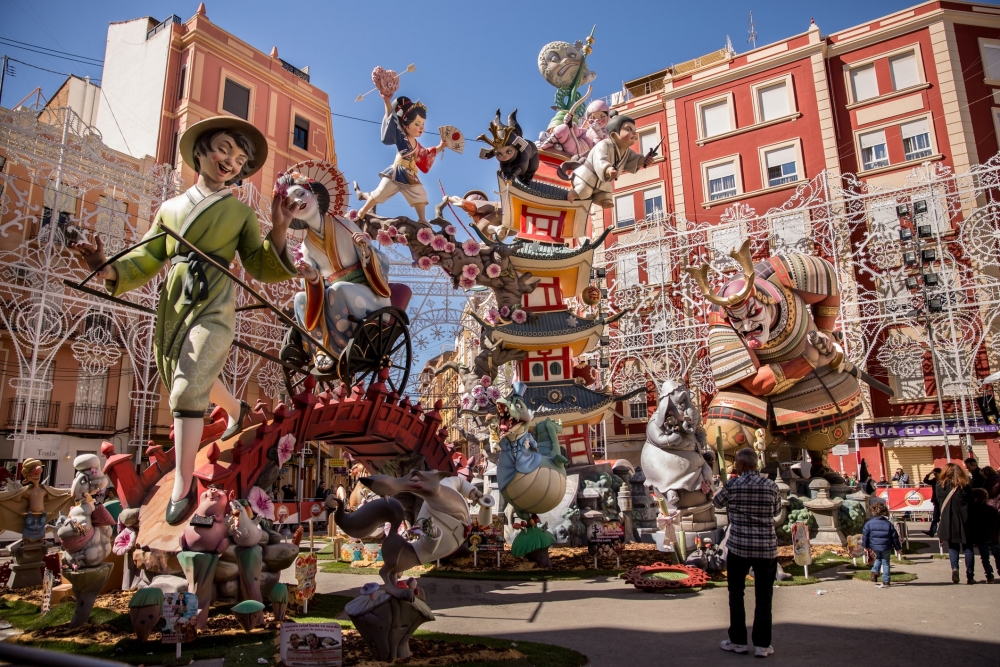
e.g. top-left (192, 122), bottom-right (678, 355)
top-left (307, 537), bottom-right (1000, 666)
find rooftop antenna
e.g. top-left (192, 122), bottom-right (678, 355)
top-left (748, 11), bottom-right (758, 50)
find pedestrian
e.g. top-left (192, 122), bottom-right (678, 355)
top-left (936, 462), bottom-right (974, 584)
top-left (982, 466), bottom-right (1000, 511)
top-left (923, 468), bottom-right (942, 537)
top-left (713, 448), bottom-right (780, 659)
top-left (876, 476), bottom-right (891, 489)
top-left (965, 457), bottom-right (985, 489)
top-left (969, 487), bottom-right (999, 584)
top-left (862, 501), bottom-right (902, 588)
top-left (891, 468), bottom-right (910, 487)
top-left (282, 483), bottom-right (296, 501)
top-left (315, 481), bottom-right (327, 499)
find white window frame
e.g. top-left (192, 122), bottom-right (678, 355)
top-left (854, 113), bottom-right (939, 173)
top-left (758, 139), bottom-right (804, 188)
top-left (991, 107), bottom-right (1000, 147)
top-left (617, 251), bottom-right (640, 289)
top-left (848, 63), bottom-right (880, 105)
top-left (900, 118), bottom-right (932, 162)
top-left (708, 223), bottom-right (744, 260)
top-left (628, 397), bottom-right (648, 421)
top-left (979, 38), bottom-right (1000, 86)
top-left (695, 93), bottom-right (736, 140)
top-left (642, 186), bottom-right (665, 222)
top-left (638, 124), bottom-right (661, 157)
top-left (751, 74), bottom-right (796, 124)
top-left (701, 154), bottom-right (742, 203)
top-left (768, 210), bottom-right (811, 253)
top-left (858, 129), bottom-right (890, 171)
top-left (843, 43), bottom-right (926, 105)
top-left (614, 193), bottom-right (636, 229)
top-left (888, 50), bottom-right (921, 92)
top-left (645, 247), bottom-right (668, 285)
top-left (218, 69), bottom-right (256, 122)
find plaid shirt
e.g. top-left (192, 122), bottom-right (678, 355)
top-left (713, 471), bottom-right (781, 559)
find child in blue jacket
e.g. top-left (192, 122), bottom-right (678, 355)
top-left (863, 501), bottom-right (902, 588)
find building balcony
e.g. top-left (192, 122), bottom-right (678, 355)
top-left (6, 398), bottom-right (60, 429)
top-left (68, 403), bottom-right (117, 432)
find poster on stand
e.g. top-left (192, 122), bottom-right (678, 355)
top-left (791, 521), bottom-right (812, 567)
top-left (161, 592), bottom-right (198, 643)
top-left (280, 622), bottom-right (343, 667)
top-left (588, 521), bottom-right (625, 558)
top-left (468, 516), bottom-right (505, 553)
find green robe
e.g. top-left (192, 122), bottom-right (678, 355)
top-left (108, 186), bottom-right (296, 416)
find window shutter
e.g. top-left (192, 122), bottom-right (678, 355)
top-left (646, 249), bottom-right (667, 284)
top-left (984, 44), bottom-right (1000, 80)
top-left (222, 79), bottom-right (250, 119)
top-left (900, 119), bottom-right (928, 139)
top-left (758, 82), bottom-right (789, 121)
top-left (701, 100), bottom-right (731, 137)
top-left (639, 130), bottom-right (660, 155)
top-left (859, 130), bottom-right (886, 149)
top-left (889, 52), bottom-right (920, 90)
top-left (765, 146), bottom-right (796, 169)
top-left (850, 65), bottom-right (879, 102)
top-left (615, 195), bottom-right (635, 226)
top-left (706, 162), bottom-right (735, 182)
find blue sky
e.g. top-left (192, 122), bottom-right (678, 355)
top-left (0, 0), bottom-right (924, 371)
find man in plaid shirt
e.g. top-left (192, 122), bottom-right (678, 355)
top-left (713, 448), bottom-right (781, 658)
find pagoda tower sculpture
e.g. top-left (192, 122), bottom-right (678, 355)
top-left (473, 174), bottom-right (641, 466)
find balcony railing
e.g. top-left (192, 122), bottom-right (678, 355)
top-left (6, 398), bottom-right (60, 428)
top-left (68, 403), bottom-right (116, 431)
top-left (279, 59), bottom-right (310, 83)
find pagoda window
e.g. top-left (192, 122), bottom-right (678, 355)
top-left (532, 362), bottom-right (545, 378)
top-left (522, 348), bottom-right (571, 381)
top-left (520, 205), bottom-right (566, 241)
top-left (524, 277), bottom-right (563, 311)
top-left (549, 361), bottom-right (562, 377)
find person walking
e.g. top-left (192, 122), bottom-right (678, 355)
top-left (713, 448), bottom-right (781, 659)
top-left (923, 468), bottom-right (941, 537)
top-left (862, 501), bottom-right (902, 588)
top-left (982, 466), bottom-right (1000, 511)
top-left (936, 462), bottom-right (974, 584)
top-left (891, 468), bottom-right (910, 487)
top-left (965, 457), bottom-right (985, 489)
top-left (969, 487), bottom-right (999, 584)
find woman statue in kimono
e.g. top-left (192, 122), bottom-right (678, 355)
top-left (354, 92), bottom-right (447, 223)
top-left (71, 117), bottom-right (298, 525)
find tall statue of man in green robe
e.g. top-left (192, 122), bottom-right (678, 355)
top-left (72, 116), bottom-right (299, 525)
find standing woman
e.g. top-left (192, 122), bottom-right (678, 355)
top-left (936, 462), bottom-right (974, 584)
top-left (923, 468), bottom-right (942, 537)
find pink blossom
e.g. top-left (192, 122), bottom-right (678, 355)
top-left (348, 209), bottom-right (359, 221)
top-left (476, 395), bottom-right (489, 408)
top-left (292, 245), bottom-right (305, 266)
top-left (387, 225), bottom-right (399, 238)
top-left (461, 396), bottom-right (472, 409)
top-left (512, 309), bottom-right (528, 324)
top-left (499, 306), bottom-right (511, 318)
top-left (417, 256), bottom-right (433, 270)
top-left (376, 230), bottom-right (393, 246)
top-left (248, 485), bottom-right (275, 521)
top-left (485, 309), bottom-right (498, 325)
top-left (430, 255), bottom-right (440, 263)
top-left (431, 235), bottom-right (447, 251)
top-left (277, 433), bottom-right (296, 467)
top-left (462, 264), bottom-right (481, 280)
top-left (486, 263), bottom-right (502, 278)
top-left (480, 376), bottom-right (492, 388)
top-left (462, 239), bottom-right (481, 256)
top-left (397, 235), bottom-right (408, 245)
top-left (459, 276), bottom-right (476, 289)
top-left (112, 527), bottom-right (136, 556)
top-left (445, 225), bottom-right (457, 236)
top-left (417, 228), bottom-right (434, 245)
top-left (486, 386), bottom-right (501, 400)
top-left (444, 242), bottom-right (456, 253)
top-left (472, 385), bottom-right (485, 398)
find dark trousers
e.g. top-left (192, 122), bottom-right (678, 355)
top-left (948, 542), bottom-right (975, 576)
top-left (977, 543), bottom-right (1000, 578)
top-left (726, 552), bottom-right (777, 648)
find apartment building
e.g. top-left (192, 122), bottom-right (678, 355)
top-left (601, 1), bottom-right (1000, 477)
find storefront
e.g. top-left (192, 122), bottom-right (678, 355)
top-left (851, 419), bottom-right (997, 482)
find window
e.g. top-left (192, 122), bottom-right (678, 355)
top-left (531, 362), bottom-right (544, 378)
top-left (982, 41), bottom-right (1000, 81)
top-left (615, 194), bottom-right (635, 228)
top-left (769, 211), bottom-right (809, 251)
top-left (901, 119), bottom-right (932, 161)
top-left (764, 145), bottom-right (798, 186)
top-left (628, 398), bottom-right (647, 420)
top-left (548, 361), bottom-right (562, 377)
top-left (709, 225), bottom-right (742, 257)
top-left (757, 81), bottom-right (790, 122)
top-left (707, 162), bottom-right (737, 200)
top-left (222, 78), bottom-right (250, 119)
top-left (178, 64), bottom-right (187, 100)
top-left (889, 52), bottom-right (920, 90)
top-left (646, 248), bottom-right (668, 284)
top-left (171, 130), bottom-right (179, 168)
top-left (860, 130), bottom-right (889, 170)
top-left (639, 127), bottom-right (660, 156)
top-left (701, 99), bottom-right (731, 138)
top-left (293, 115), bottom-right (310, 150)
top-left (617, 252), bottom-right (640, 288)
top-left (850, 64), bottom-right (879, 103)
top-left (643, 187), bottom-right (664, 221)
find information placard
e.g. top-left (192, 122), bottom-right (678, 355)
top-left (280, 622), bottom-right (343, 667)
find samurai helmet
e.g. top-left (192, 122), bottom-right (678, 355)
top-left (684, 239), bottom-right (769, 310)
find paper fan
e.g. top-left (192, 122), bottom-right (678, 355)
top-left (286, 160), bottom-right (350, 217)
top-left (438, 126), bottom-right (464, 154)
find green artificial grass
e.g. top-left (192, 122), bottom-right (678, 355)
top-left (293, 594), bottom-right (352, 624)
top-left (850, 570), bottom-right (917, 583)
top-left (781, 550), bottom-right (850, 578)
